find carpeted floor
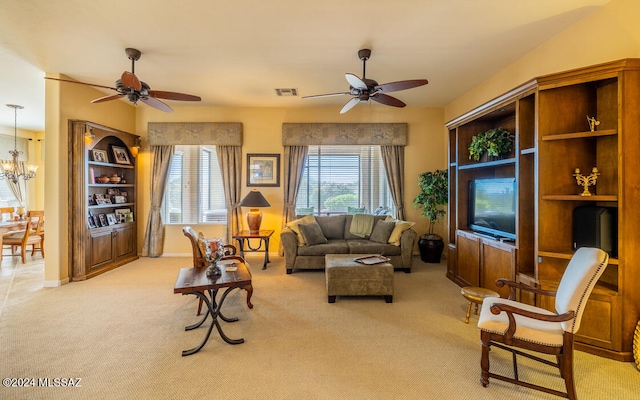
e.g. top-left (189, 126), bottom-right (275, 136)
top-left (0, 254), bottom-right (638, 399)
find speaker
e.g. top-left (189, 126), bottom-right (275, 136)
top-left (572, 206), bottom-right (617, 257)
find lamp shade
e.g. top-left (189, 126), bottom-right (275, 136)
top-left (239, 190), bottom-right (271, 208)
top-left (239, 190), bottom-right (270, 233)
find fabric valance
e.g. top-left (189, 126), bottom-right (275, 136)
top-left (147, 122), bottom-right (243, 146)
top-left (282, 123), bottom-right (407, 146)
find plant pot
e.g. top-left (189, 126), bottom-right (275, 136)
top-left (418, 235), bottom-right (445, 263)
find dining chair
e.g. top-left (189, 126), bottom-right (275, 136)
top-left (478, 247), bottom-right (609, 400)
top-left (0, 206), bottom-right (14, 222)
top-left (1, 210), bottom-right (45, 263)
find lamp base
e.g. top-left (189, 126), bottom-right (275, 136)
top-left (246, 209), bottom-right (262, 234)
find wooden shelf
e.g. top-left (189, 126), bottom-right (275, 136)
top-left (541, 194), bottom-right (618, 201)
top-left (89, 202), bottom-right (134, 210)
top-left (520, 148), bottom-right (536, 155)
top-left (538, 250), bottom-right (619, 265)
top-left (541, 129), bottom-right (617, 141)
top-left (458, 157), bottom-right (516, 170)
top-left (88, 161), bottom-right (134, 169)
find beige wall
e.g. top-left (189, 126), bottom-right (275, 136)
top-left (445, 0), bottom-right (640, 122)
top-left (135, 106), bottom-right (445, 256)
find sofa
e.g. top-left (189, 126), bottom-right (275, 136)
top-left (281, 214), bottom-right (417, 274)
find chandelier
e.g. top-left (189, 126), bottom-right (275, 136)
top-left (1, 104), bottom-right (38, 183)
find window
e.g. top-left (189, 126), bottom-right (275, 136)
top-left (296, 145), bottom-right (395, 216)
top-left (163, 145), bottom-right (227, 224)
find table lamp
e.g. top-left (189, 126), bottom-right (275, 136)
top-left (239, 190), bottom-right (270, 233)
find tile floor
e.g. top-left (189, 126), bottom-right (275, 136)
top-left (0, 252), bottom-right (44, 314)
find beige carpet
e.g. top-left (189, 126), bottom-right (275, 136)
top-left (0, 254), bottom-right (638, 399)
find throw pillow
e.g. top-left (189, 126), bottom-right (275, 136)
top-left (285, 214), bottom-right (316, 245)
top-left (369, 219), bottom-right (396, 244)
top-left (385, 216), bottom-right (416, 246)
top-left (298, 222), bottom-right (328, 246)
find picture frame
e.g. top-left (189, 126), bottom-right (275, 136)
top-left (247, 153), bottom-right (280, 187)
top-left (110, 145), bottom-right (131, 165)
top-left (124, 212), bottom-right (134, 222)
top-left (106, 213), bottom-right (118, 225)
top-left (98, 214), bottom-right (107, 227)
top-left (92, 149), bottom-right (108, 163)
top-left (115, 208), bottom-right (131, 216)
top-left (88, 216), bottom-right (97, 229)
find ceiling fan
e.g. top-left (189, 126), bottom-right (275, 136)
top-left (303, 48), bottom-right (428, 114)
top-left (44, 48), bottom-right (201, 113)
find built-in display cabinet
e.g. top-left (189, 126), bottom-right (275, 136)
top-left (69, 120), bottom-right (139, 280)
top-left (446, 59), bottom-right (640, 361)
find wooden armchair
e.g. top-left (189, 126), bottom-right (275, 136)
top-left (478, 247), bottom-right (609, 400)
top-left (182, 226), bottom-right (239, 315)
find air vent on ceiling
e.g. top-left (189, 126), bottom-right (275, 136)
top-left (275, 88), bottom-right (298, 97)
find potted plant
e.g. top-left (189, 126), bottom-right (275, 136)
top-left (468, 127), bottom-right (514, 161)
top-left (413, 169), bottom-right (448, 263)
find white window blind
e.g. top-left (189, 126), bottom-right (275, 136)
top-left (163, 145), bottom-right (227, 224)
top-left (296, 145), bottom-right (395, 216)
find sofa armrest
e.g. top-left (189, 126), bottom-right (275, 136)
top-left (280, 228), bottom-right (299, 273)
top-left (400, 228), bottom-right (417, 272)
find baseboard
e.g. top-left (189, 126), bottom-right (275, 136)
top-left (43, 277), bottom-right (69, 287)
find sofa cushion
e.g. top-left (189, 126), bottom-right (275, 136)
top-left (297, 240), bottom-right (349, 256)
top-left (298, 222), bottom-right (328, 245)
top-left (385, 216), bottom-right (416, 246)
top-left (369, 220), bottom-right (396, 244)
top-left (346, 239), bottom-right (402, 256)
top-left (316, 215), bottom-right (346, 239)
top-left (285, 214), bottom-right (316, 245)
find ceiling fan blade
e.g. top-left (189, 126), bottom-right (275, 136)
top-left (371, 93), bottom-right (406, 108)
top-left (302, 92), bottom-right (351, 99)
top-left (340, 97), bottom-right (361, 114)
top-left (345, 73), bottom-right (367, 90)
top-left (121, 71), bottom-right (142, 91)
top-left (44, 77), bottom-right (117, 91)
top-left (140, 96), bottom-right (174, 113)
top-left (375, 79), bottom-right (428, 93)
top-left (91, 93), bottom-right (124, 103)
top-left (148, 90), bottom-right (201, 101)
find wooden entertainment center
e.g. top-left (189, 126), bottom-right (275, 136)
top-left (445, 59), bottom-right (640, 362)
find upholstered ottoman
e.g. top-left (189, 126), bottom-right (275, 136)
top-left (325, 254), bottom-right (394, 303)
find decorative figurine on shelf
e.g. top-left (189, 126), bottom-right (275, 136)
top-left (573, 167), bottom-right (600, 196)
top-left (205, 237), bottom-right (225, 277)
top-left (586, 115), bottom-right (600, 132)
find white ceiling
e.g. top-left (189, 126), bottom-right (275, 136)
top-left (0, 0), bottom-right (609, 131)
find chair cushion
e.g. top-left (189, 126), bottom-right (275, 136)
top-left (298, 222), bottom-right (328, 246)
top-left (369, 220), bottom-right (396, 244)
top-left (477, 298), bottom-right (565, 347)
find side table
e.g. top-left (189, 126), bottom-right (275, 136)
top-left (233, 230), bottom-right (274, 270)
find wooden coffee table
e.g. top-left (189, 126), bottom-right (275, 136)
top-left (174, 258), bottom-right (253, 356)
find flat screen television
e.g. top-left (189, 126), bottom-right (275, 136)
top-left (468, 178), bottom-right (517, 240)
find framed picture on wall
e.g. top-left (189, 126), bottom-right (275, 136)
top-left (247, 153), bottom-right (280, 187)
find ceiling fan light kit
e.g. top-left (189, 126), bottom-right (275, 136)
top-left (303, 48), bottom-right (429, 114)
top-left (45, 48), bottom-right (201, 113)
